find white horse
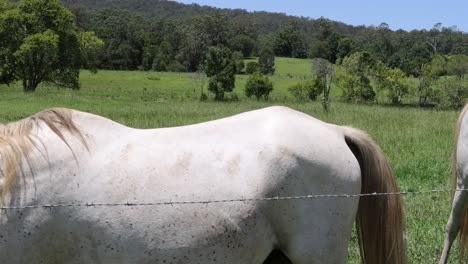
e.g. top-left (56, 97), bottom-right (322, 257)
top-left (0, 106), bottom-right (405, 264)
top-left (440, 104), bottom-right (468, 264)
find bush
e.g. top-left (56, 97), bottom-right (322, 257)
top-left (245, 72), bottom-right (273, 100)
top-left (433, 78), bottom-right (468, 109)
top-left (258, 47), bottom-right (275, 75)
top-left (199, 93), bottom-right (208, 101)
top-left (288, 78), bottom-right (324, 102)
top-left (232, 51), bottom-right (245, 74)
top-left (336, 52), bottom-right (376, 102)
top-left (374, 65), bottom-right (410, 105)
top-left (245, 62), bottom-right (260, 74)
top-left (167, 61), bottom-right (186, 72)
top-left (224, 92), bottom-right (240, 102)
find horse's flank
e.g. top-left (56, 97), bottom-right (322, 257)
top-left (454, 104), bottom-right (468, 256)
top-left (0, 108), bottom-right (87, 203)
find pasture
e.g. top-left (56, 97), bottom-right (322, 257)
top-left (0, 57), bottom-right (463, 263)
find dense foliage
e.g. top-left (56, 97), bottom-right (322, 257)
top-left (42, 0), bottom-right (467, 76)
top-left (245, 71), bottom-right (273, 101)
top-left (0, 0), bottom-right (102, 92)
top-left (288, 79), bottom-right (324, 102)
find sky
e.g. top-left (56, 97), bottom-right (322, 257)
top-left (174, 0), bottom-right (467, 32)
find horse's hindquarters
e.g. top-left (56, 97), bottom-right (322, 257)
top-left (260, 133), bottom-right (361, 263)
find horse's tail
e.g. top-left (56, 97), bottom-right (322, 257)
top-left (453, 104), bottom-right (468, 257)
top-left (343, 126), bottom-right (406, 264)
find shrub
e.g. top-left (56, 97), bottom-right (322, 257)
top-left (166, 61), bottom-right (186, 72)
top-left (374, 67), bottom-right (410, 105)
top-left (232, 51), bottom-right (245, 74)
top-left (245, 72), bottom-right (273, 100)
top-left (288, 78), bottom-right (324, 102)
top-left (433, 78), bottom-right (468, 109)
top-left (245, 62), bottom-right (260, 74)
top-left (224, 92), bottom-right (240, 102)
top-left (199, 93), bottom-right (208, 101)
top-left (258, 47), bottom-right (275, 75)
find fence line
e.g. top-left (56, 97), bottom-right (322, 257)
top-left (1, 188), bottom-right (467, 210)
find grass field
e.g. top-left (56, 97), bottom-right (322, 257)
top-left (0, 57), bottom-right (465, 263)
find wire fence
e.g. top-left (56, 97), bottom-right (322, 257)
top-left (1, 188), bottom-right (467, 210)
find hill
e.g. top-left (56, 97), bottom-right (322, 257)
top-left (57, 0), bottom-right (358, 37)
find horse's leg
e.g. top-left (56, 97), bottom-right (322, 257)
top-left (263, 249), bottom-right (292, 264)
top-left (439, 190), bottom-right (468, 264)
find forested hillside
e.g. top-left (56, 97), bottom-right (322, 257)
top-left (8, 0), bottom-right (467, 71)
top-left (54, 0), bottom-right (466, 67)
top-left (61, 0), bottom-right (356, 34)
top-left (2, 0), bottom-right (467, 107)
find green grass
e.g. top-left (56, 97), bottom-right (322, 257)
top-left (0, 57), bottom-right (464, 263)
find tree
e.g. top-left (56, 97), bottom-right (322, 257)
top-left (79, 31), bottom-right (104, 72)
top-left (427, 23), bottom-right (442, 53)
top-left (387, 43), bottom-right (432, 77)
top-left (176, 28), bottom-right (205, 72)
top-left (308, 17), bottom-right (341, 63)
top-left (192, 12), bottom-right (230, 47)
top-left (202, 46), bottom-right (236, 101)
top-left (435, 78), bottom-right (467, 109)
top-left (245, 61), bottom-right (260, 74)
top-left (288, 79), bottom-right (324, 102)
top-left (336, 52), bottom-right (376, 102)
top-left (412, 54), bottom-right (448, 106)
top-left (336, 37), bottom-right (355, 59)
top-left (91, 9), bottom-right (146, 70)
top-left (67, 4), bottom-right (93, 31)
top-left (274, 20), bottom-right (308, 58)
top-left (229, 35), bottom-right (255, 57)
top-left (245, 71), bottom-right (273, 100)
top-left (232, 51), bottom-right (245, 74)
top-left (371, 22), bottom-right (394, 63)
top-left (0, 0), bottom-right (11, 11)
top-left (374, 65), bottom-right (410, 105)
top-left (0, 0), bottom-right (103, 92)
top-left (416, 62), bottom-right (439, 106)
top-left (174, 13), bottom-right (232, 72)
top-left (433, 54), bottom-right (468, 108)
top-left (447, 54), bottom-right (468, 80)
top-left (258, 47), bottom-right (275, 75)
top-left (311, 58), bottom-right (335, 110)
top-left (151, 40), bottom-right (174, 71)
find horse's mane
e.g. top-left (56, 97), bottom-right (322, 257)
top-left (0, 108), bottom-right (87, 202)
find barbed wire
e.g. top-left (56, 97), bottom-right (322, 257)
top-left (1, 188), bottom-right (467, 210)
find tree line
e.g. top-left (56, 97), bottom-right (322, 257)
top-left (63, 5), bottom-right (466, 74)
top-left (0, 0), bottom-right (466, 107)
